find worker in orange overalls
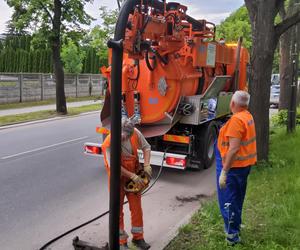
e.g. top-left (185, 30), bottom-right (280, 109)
top-left (215, 90), bottom-right (257, 245)
top-left (101, 118), bottom-right (152, 250)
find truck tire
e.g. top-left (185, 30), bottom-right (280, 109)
top-left (198, 121), bottom-right (218, 169)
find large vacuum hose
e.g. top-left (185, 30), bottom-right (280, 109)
top-left (107, 1), bottom-right (165, 249)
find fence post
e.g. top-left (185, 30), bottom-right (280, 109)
top-left (40, 73), bottom-right (44, 101)
top-left (19, 74), bottom-right (23, 103)
top-left (89, 75), bottom-right (92, 96)
top-left (75, 74), bottom-right (78, 98)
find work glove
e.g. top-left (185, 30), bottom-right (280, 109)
top-left (131, 174), bottom-right (145, 187)
top-left (219, 169), bottom-right (228, 189)
top-left (143, 164), bottom-right (152, 178)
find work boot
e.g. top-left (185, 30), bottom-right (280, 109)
top-left (132, 239), bottom-right (151, 249)
top-left (226, 236), bottom-right (242, 246)
top-left (120, 243), bottom-right (129, 250)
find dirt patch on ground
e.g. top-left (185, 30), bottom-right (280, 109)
top-left (175, 194), bottom-right (209, 203)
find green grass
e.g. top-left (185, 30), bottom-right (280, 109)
top-left (0, 103), bottom-right (102, 126)
top-left (165, 128), bottom-right (300, 250)
top-left (0, 95), bottom-right (102, 110)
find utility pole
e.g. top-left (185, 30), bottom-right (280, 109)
top-left (287, 22), bottom-right (299, 133)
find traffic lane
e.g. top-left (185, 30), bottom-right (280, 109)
top-left (0, 137), bottom-right (109, 250)
top-left (0, 113), bottom-right (101, 158)
top-left (51, 164), bottom-right (216, 250)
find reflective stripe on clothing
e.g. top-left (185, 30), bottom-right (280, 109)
top-left (235, 153), bottom-right (257, 161)
top-left (221, 136), bottom-right (256, 147)
top-left (119, 229), bottom-right (129, 244)
top-left (222, 153), bottom-right (257, 162)
top-left (119, 230), bottom-right (129, 240)
top-left (226, 233), bottom-right (239, 240)
top-left (131, 226), bottom-right (143, 234)
top-left (217, 110), bottom-right (257, 168)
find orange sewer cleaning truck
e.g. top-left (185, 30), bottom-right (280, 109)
top-left (85, 0), bottom-right (249, 170)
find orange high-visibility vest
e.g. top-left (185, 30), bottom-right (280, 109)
top-left (101, 129), bottom-right (140, 180)
top-left (217, 110), bottom-right (257, 168)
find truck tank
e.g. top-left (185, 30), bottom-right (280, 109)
top-left (100, 1), bottom-right (249, 138)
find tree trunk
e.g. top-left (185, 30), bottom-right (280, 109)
top-left (245, 0), bottom-right (279, 161)
top-left (296, 23), bottom-right (300, 107)
top-left (52, 0), bottom-right (67, 114)
top-left (279, 29), bottom-right (293, 110)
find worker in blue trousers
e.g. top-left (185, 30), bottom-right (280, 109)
top-left (215, 91), bottom-right (257, 245)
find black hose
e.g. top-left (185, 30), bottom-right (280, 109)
top-left (145, 50), bottom-right (157, 71)
top-left (39, 211), bottom-right (109, 250)
top-left (142, 147), bottom-right (169, 195)
top-left (185, 15), bottom-right (205, 31)
top-left (151, 47), bottom-right (168, 65)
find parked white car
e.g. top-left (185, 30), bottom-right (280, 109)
top-left (271, 74), bottom-right (280, 85)
top-left (270, 85), bottom-right (280, 108)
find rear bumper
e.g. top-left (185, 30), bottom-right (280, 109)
top-left (84, 142), bottom-right (187, 170)
top-left (138, 150), bottom-right (187, 170)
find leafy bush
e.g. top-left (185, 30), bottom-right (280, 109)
top-left (61, 39), bottom-right (86, 74)
top-left (271, 109), bottom-right (300, 127)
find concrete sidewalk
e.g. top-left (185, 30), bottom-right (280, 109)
top-left (0, 100), bottom-right (103, 117)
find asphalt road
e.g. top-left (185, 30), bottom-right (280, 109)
top-left (0, 113), bottom-right (216, 250)
top-left (0, 113), bottom-right (108, 250)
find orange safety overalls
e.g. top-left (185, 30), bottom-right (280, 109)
top-left (101, 130), bottom-right (144, 245)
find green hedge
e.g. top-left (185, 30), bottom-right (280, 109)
top-left (0, 35), bottom-right (102, 73)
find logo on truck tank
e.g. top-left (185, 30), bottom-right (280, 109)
top-left (149, 97), bottom-right (158, 104)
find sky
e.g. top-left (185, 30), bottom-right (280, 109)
top-left (0, 0), bottom-right (244, 34)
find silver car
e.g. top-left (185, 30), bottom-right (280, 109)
top-left (270, 85), bottom-right (280, 108)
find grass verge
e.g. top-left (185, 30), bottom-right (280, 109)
top-left (0, 95), bottom-right (102, 110)
top-left (165, 128), bottom-right (300, 250)
top-left (0, 103), bottom-right (101, 126)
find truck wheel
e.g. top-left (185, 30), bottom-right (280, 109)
top-left (199, 122), bottom-right (218, 169)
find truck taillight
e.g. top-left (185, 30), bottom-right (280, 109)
top-left (84, 143), bottom-right (102, 155)
top-left (165, 156), bottom-right (186, 167)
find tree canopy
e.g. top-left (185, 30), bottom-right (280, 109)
top-left (85, 7), bottom-right (119, 66)
top-left (61, 39), bottom-right (85, 74)
top-left (217, 6), bottom-right (252, 50)
top-left (5, 0), bottom-right (93, 38)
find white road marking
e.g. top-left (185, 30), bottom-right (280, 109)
top-left (1, 136), bottom-right (89, 160)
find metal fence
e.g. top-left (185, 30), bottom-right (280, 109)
top-left (0, 73), bottom-right (105, 104)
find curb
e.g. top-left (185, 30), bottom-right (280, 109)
top-left (0, 111), bottom-right (99, 130)
top-left (151, 205), bottom-right (201, 250)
